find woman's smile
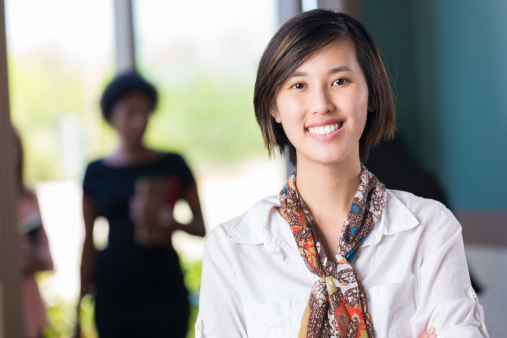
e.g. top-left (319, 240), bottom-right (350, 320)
top-left (306, 119), bottom-right (346, 141)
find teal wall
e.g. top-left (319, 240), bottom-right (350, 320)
top-left (363, 0), bottom-right (507, 211)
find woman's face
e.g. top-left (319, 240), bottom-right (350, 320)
top-left (271, 38), bottom-right (371, 167)
top-left (109, 92), bottom-right (153, 146)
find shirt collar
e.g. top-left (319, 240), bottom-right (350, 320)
top-left (226, 190), bottom-right (419, 249)
top-left (362, 189), bottom-right (420, 247)
top-left (226, 195), bottom-right (279, 246)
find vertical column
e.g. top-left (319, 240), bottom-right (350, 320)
top-left (317, 0), bottom-right (361, 18)
top-left (0, 0), bottom-right (25, 337)
top-left (114, 0), bottom-right (136, 73)
top-left (278, 0), bottom-right (302, 175)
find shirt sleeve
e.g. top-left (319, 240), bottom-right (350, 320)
top-left (173, 154), bottom-right (195, 192)
top-left (82, 162), bottom-right (96, 198)
top-left (410, 206), bottom-right (489, 337)
top-left (196, 229), bottom-right (248, 338)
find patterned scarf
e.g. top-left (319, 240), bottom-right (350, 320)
top-left (279, 165), bottom-right (386, 338)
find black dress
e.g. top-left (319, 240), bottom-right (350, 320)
top-left (83, 153), bottom-right (194, 338)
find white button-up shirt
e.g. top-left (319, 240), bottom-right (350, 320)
top-left (196, 190), bottom-right (489, 338)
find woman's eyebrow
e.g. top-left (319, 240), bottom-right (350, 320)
top-left (290, 65), bottom-right (353, 79)
top-left (290, 71), bottom-right (307, 78)
top-left (328, 65), bottom-right (352, 74)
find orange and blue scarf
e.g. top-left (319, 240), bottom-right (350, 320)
top-left (279, 165), bottom-right (386, 338)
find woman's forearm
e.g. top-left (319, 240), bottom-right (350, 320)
top-left (79, 237), bottom-right (97, 298)
top-left (173, 216), bottom-right (206, 237)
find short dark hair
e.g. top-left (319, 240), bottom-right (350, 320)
top-left (253, 9), bottom-right (395, 165)
top-left (100, 72), bottom-right (158, 121)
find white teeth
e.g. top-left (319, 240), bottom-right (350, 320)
top-left (308, 123), bottom-right (341, 135)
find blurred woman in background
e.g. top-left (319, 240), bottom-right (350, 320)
top-left (14, 128), bottom-right (54, 338)
top-left (78, 72), bottom-right (205, 337)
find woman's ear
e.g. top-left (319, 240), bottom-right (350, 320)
top-left (270, 104), bottom-right (282, 123)
top-left (367, 97), bottom-right (376, 113)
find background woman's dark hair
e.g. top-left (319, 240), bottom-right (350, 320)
top-left (254, 9), bottom-right (395, 165)
top-left (100, 72), bottom-right (158, 122)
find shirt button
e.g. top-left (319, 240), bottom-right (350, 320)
top-left (196, 322), bottom-right (202, 330)
top-left (472, 292), bottom-right (478, 300)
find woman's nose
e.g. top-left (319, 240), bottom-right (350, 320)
top-left (132, 112), bottom-right (148, 127)
top-left (310, 87), bottom-right (335, 115)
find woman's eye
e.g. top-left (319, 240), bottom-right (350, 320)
top-left (291, 83), bottom-right (306, 89)
top-left (332, 78), bottom-right (348, 86)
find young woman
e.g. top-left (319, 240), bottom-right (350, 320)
top-left (14, 129), bottom-right (54, 338)
top-left (78, 72), bottom-right (205, 337)
top-left (196, 10), bottom-right (488, 338)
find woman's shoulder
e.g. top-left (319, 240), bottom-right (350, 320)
top-left (157, 151), bottom-right (192, 169)
top-left (82, 159), bottom-right (110, 182)
top-left (19, 188), bottom-right (38, 200)
top-left (18, 189), bottom-right (40, 210)
top-left (157, 151), bottom-right (185, 161)
top-left (386, 189), bottom-right (460, 235)
top-left (205, 195), bottom-right (280, 248)
top-left (84, 157), bottom-right (108, 171)
top-left (387, 189), bottom-right (447, 213)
